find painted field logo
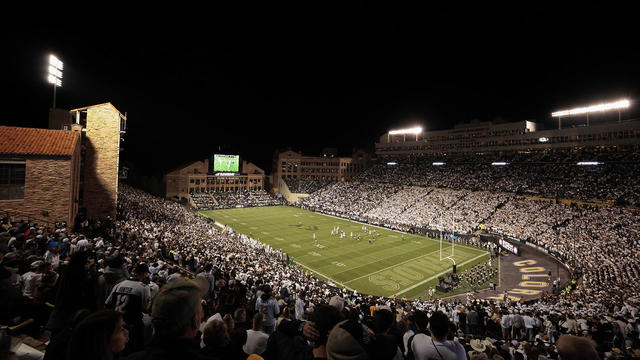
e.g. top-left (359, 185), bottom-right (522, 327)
top-left (509, 259), bottom-right (549, 298)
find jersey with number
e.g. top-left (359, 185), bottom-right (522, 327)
top-left (106, 279), bottom-right (150, 323)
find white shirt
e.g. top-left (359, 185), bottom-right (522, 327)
top-left (21, 272), bottom-right (40, 297)
top-left (410, 334), bottom-right (466, 360)
top-left (295, 298), bottom-right (305, 320)
top-left (403, 330), bottom-right (415, 356)
top-left (524, 315), bottom-right (535, 329)
top-left (243, 329), bottom-right (269, 355)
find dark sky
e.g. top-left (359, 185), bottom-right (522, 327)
top-left (5, 6), bottom-right (640, 175)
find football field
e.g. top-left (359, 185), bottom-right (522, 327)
top-left (199, 206), bottom-right (490, 299)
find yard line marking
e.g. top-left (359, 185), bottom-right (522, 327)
top-left (342, 248), bottom-right (446, 284)
top-left (395, 253), bottom-right (490, 295)
top-left (295, 262), bottom-right (354, 291)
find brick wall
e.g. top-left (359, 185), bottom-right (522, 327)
top-left (1, 156), bottom-right (77, 227)
top-left (83, 104), bottom-right (120, 219)
top-left (164, 159), bottom-right (208, 198)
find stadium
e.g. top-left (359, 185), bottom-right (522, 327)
top-left (3, 12), bottom-right (640, 360)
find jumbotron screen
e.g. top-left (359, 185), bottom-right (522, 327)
top-left (213, 154), bottom-right (240, 172)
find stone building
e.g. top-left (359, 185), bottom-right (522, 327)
top-left (164, 158), bottom-right (266, 200)
top-left (271, 148), bottom-right (374, 192)
top-left (68, 103), bottom-right (125, 220)
top-left (0, 126), bottom-right (82, 227)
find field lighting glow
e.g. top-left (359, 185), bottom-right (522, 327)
top-left (577, 161), bottom-right (601, 166)
top-left (387, 162), bottom-right (398, 166)
top-left (389, 127), bottom-right (423, 135)
top-left (432, 162), bottom-right (445, 166)
top-left (552, 99), bottom-right (630, 117)
top-left (491, 162), bottom-right (508, 166)
top-left (47, 54), bottom-right (63, 87)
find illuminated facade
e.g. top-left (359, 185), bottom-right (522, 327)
top-left (164, 159), bottom-right (265, 199)
top-left (376, 119), bottom-right (640, 157)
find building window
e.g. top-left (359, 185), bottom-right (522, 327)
top-left (0, 163), bottom-right (26, 200)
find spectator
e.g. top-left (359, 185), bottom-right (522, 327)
top-left (67, 309), bottom-right (129, 360)
top-left (105, 262), bottom-right (150, 354)
top-left (200, 320), bottom-right (231, 360)
top-left (46, 251), bottom-right (97, 334)
top-left (244, 312), bottom-right (269, 356)
top-left (256, 286), bottom-right (280, 334)
top-left (127, 277), bottom-right (209, 360)
top-left (556, 334), bottom-right (599, 360)
top-left (409, 311), bottom-right (466, 360)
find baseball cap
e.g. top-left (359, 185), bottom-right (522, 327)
top-left (326, 320), bottom-right (368, 360)
top-left (330, 295), bottom-right (345, 312)
top-left (151, 277), bottom-right (209, 329)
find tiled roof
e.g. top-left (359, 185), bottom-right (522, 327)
top-left (0, 126), bottom-right (79, 157)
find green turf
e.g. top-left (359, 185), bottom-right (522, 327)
top-left (199, 206), bottom-right (490, 299)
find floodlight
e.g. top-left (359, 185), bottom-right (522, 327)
top-left (389, 127), bottom-right (423, 135)
top-left (48, 66), bottom-right (63, 79)
top-left (552, 99), bottom-right (630, 117)
top-left (432, 162), bottom-right (445, 166)
top-left (538, 137), bottom-right (549, 143)
top-left (49, 55), bottom-right (63, 70)
top-left (47, 54), bottom-right (63, 88)
top-left (577, 161), bottom-right (600, 166)
top-left (387, 162), bottom-right (398, 166)
top-left (491, 162), bottom-right (508, 166)
top-left (47, 53), bottom-right (64, 115)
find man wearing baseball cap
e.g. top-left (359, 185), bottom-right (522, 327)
top-left (127, 276), bottom-right (209, 360)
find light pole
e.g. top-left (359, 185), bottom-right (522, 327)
top-left (47, 54), bottom-right (63, 111)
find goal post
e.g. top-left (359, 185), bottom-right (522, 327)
top-left (439, 233), bottom-right (456, 264)
top-left (439, 211), bottom-right (456, 265)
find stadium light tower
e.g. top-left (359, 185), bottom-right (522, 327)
top-left (388, 126), bottom-right (423, 142)
top-left (551, 99), bottom-right (630, 129)
top-left (47, 54), bottom-right (63, 111)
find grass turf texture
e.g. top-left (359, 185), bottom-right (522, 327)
top-left (199, 206), bottom-right (490, 300)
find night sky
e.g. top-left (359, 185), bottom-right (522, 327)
top-left (5, 6), bottom-right (640, 176)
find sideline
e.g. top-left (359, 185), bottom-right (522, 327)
top-left (396, 253), bottom-right (490, 296)
top-left (295, 262), bottom-right (355, 292)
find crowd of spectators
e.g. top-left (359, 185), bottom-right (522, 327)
top-left (357, 151), bottom-right (640, 205)
top-left (191, 190), bottom-right (284, 210)
top-left (1, 147), bottom-right (640, 359)
top-left (282, 178), bottom-right (333, 194)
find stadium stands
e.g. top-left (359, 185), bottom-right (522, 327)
top-left (2, 149), bottom-right (640, 359)
top-left (191, 190), bottom-right (284, 210)
top-left (282, 178), bottom-right (333, 194)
